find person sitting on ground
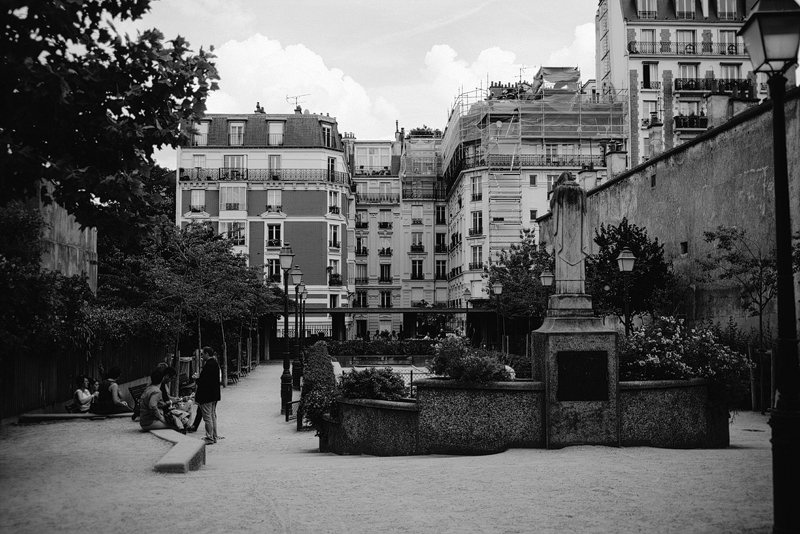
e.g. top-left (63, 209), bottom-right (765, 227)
top-left (139, 368), bottom-right (171, 431)
top-left (90, 367), bottom-right (132, 414)
top-left (73, 375), bottom-right (98, 413)
top-left (160, 366), bottom-right (195, 428)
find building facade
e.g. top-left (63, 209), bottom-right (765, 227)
top-left (596, 0), bottom-right (766, 165)
top-left (176, 105), bottom-right (353, 337)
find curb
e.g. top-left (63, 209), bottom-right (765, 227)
top-left (17, 412), bottom-right (132, 423)
top-left (149, 429), bottom-right (206, 473)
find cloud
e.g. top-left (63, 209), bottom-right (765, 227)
top-left (547, 22), bottom-right (596, 81)
top-left (205, 34), bottom-right (399, 138)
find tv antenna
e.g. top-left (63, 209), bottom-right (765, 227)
top-left (286, 94), bottom-right (310, 107)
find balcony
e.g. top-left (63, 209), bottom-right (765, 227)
top-left (401, 185), bottom-right (446, 201)
top-left (355, 221), bottom-right (368, 229)
top-left (265, 204), bottom-right (282, 213)
top-left (378, 248), bottom-right (393, 257)
top-left (267, 133), bottom-right (283, 146)
top-left (379, 303), bottom-right (393, 309)
top-left (411, 218), bottom-right (423, 225)
top-left (379, 277), bottom-right (393, 284)
top-left (469, 262), bottom-right (484, 271)
top-left (228, 133), bottom-right (244, 146)
top-left (378, 221), bottom-right (393, 230)
top-left (471, 193), bottom-right (483, 202)
top-left (355, 247), bottom-right (368, 256)
top-left (461, 154), bottom-right (605, 171)
top-left (435, 244), bottom-right (447, 254)
top-left (354, 165), bottom-right (392, 176)
top-left (637, 10), bottom-right (657, 19)
top-left (410, 274), bottom-right (424, 280)
top-left (410, 244), bottom-right (425, 253)
top-left (189, 204), bottom-right (205, 213)
top-left (358, 193), bottom-right (400, 204)
top-left (329, 240), bottom-right (341, 249)
top-left (674, 115), bottom-right (709, 129)
top-left (641, 80), bottom-right (661, 90)
top-left (468, 228), bottom-right (483, 237)
top-left (179, 167), bottom-right (351, 185)
top-left (328, 274), bottom-right (343, 286)
top-left (329, 206), bottom-right (341, 214)
top-left (627, 41), bottom-right (746, 57)
top-left (352, 302), bottom-right (369, 308)
top-left (674, 78), bottom-right (752, 94)
top-left (223, 202), bottom-right (242, 211)
top-left (354, 277), bottom-right (369, 285)
top-left (266, 239), bottom-right (281, 247)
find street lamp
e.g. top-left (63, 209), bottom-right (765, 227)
top-left (463, 288), bottom-right (472, 339)
top-left (739, 2), bottom-right (800, 531)
top-left (278, 244), bottom-right (295, 413)
top-left (291, 269), bottom-right (303, 391)
top-left (492, 281), bottom-right (503, 351)
top-left (616, 247), bottom-right (636, 337)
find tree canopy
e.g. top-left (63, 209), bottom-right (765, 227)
top-left (2, 0), bottom-right (218, 239)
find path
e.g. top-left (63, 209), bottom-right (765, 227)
top-left (0, 362), bottom-right (773, 533)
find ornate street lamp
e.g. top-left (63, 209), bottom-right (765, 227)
top-left (278, 244), bottom-right (295, 413)
top-left (616, 248), bottom-right (636, 337)
top-left (291, 271), bottom-right (304, 391)
top-left (739, 2), bottom-right (800, 531)
top-left (492, 282), bottom-right (503, 351)
top-left (463, 288), bottom-right (472, 338)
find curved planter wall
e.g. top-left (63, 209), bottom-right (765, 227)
top-left (323, 399), bottom-right (420, 456)
top-left (620, 379), bottom-right (729, 448)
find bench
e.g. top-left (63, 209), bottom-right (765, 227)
top-left (149, 429), bottom-right (206, 473)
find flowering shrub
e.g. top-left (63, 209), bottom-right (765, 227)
top-left (620, 316), bottom-right (752, 407)
top-left (428, 337), bottom-right (512, 382)
top-left (339, 367), bottom-right (407, 401)
top-left (299, 341), bottom-right (338, 429)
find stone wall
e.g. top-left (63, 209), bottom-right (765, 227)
top-left (539, 88), bottom-right (800, 332)
top-left (322, 399), bottom-right (420, 456)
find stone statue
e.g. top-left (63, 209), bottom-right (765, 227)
top-left (549, 172), bottom-right (591, 295)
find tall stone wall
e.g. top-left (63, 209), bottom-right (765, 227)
top-left (539, 88), bottom-right (800, 333)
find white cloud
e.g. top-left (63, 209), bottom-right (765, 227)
top-left (547, 22), bottom-right (596, 81)
top-left (205, 34), bottom-right (399, 138)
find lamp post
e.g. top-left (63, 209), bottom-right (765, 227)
top-left (291, 269), bottom-right (303, 390)
top-left (616, 248), bottom-right (637, 337)
top-left (278, 244), bottom-right (295, 413)
top-left (463, 288), bottom-right (471, 338)
top-left (739, 3), bottom-right (800, 531)
top-left (492, 281), bottom-right (503, 351)
top-left (301, 287), bottom-right (308, 354)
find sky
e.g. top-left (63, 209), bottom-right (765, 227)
top-left (127, 0), bottom-right (600, 168)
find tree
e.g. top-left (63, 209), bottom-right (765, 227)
top-left (487, 229), bottom-right (554, 330)
top-left (2, 1), bottom-right (218, 239)
top-left (586, 218), bottom-right (672, 329)
top-left (699, 225), bottom-right (777, 350)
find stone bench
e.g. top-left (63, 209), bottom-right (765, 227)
top-left (149, 429), bottom-right (206, 473)
top-left (17, 412), bottom-right (132, 423)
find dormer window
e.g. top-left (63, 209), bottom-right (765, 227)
top-left (268, 121), bottom-right (283, 146)
top-left (322, 124), bottom-right (332, 148)
top-left (229, 122), bottom-right (245, 146)
top-left (637, 0), bottom-right (656, 19)
top-left (718, 0), bottom-right (736, 20)
top-left (676, 0), bottom-right (695, 19)
top-left (193, 122), bottom-right (209, 146)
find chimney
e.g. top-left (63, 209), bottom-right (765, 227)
top-left (605, 145), bottom-right (628, 177)
top-left (254, 101), bottom-right (265, 113)
top-left (647, 112), bottom-right (664, 158)
top-left (578, 166), bottom-right (598, 190)
top-left (294, 105), bottom-right (302, 114)
top-left (395, 120), bottom-right (399, 133)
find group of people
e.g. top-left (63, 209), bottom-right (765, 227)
top-left (73, 346), bottom-right (222, 445)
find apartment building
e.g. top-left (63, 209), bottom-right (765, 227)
top-left (175, 105), bottom-right (353, 336)
top-left (596, 0), bottom-right (765, 164)
top-left (439, 69), bottom-right (627, 312)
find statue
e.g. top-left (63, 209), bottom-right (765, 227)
top-left (549, 172), bottom-right (591, 296)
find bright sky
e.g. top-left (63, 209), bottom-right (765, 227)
top-left (128, 0), bottom-right (599, 168)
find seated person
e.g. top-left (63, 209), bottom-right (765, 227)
top-left (139, 368), bottom-right (190, 433)
top-left (73, 375), bottom-right (98, 413)
top-left (160, 366), bottom-right (195, 428)
top-left (90, 367), bottom-right (132, 414)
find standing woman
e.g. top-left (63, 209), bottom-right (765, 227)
top-left (194, 346), bottom-right (221, 444)
top-left (90, 367), bottom-right (132, 414)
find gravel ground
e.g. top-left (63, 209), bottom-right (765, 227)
top-left (0, 362), bottom-right (773, 534)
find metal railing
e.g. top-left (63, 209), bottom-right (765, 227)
top-left (355, 247), bottom-right (368, 256)
top-left (674, 78), bottom-right (751, 93)
top-left (460, 154), bottom-right (604, 171)
top-left (357, 192), bottom-right (400, 204)
top-left (468, 228), bottom-right (483, 237)
top-left (411, 218), bottom-right (423, 225)
top-left (354, 166), bottom-right (392, 176)
top-left (471, 193), bottom-right (483, 201)
top-left (189, 204), bottom-right (205, 212)
top-left (641, 80), bottom-right (661, 89)
top-left (354, 278), bottom-right (369, 285)
top-left (628, 40), bottom-right (745, 56)
top-left (267, 239), bottom-right (281, 247)
top-left (378, 248), bottom-right (393, 256)
top-left (401, 186), bottom-right (446, 201)
top-left (329, 240), bottom-right (341, 249)
top-left (179, 167), bottom-right (351, 185)
top-left (378, 277), bottom-right (393, 284)
top-left (469, 262), bottom-right (484, 271)
top-left (674, 115), bottom-right (709, 129)
top-left (355, 221), bottom-right (368, 228)
top-left (435, 245), bottom-right (447, 253)
top-left (637, 10), bottom-right (657, 19)
top-left (378, 221), bottom-right (393, 229)
top-left (410, 244), bottom-right (425, 253)
top-left (329, 206), bottom-right (341, 214)
top-left (328, 274), bottom-right (343, 286)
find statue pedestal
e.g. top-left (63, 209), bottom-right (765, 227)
top-left (532, 295), bottom-right (619, 448)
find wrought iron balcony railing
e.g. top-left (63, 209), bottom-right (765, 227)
top-left (410, 274), bottom-right (425, 280)
top-left (435, 273), bottom-right (448, 280)
top-left (179, 167), bottom-right (351, 185)
top-left (355, 221), bottom-right (368, 229)
top-left (460, 154), bottom-right (604, 171)
top-left (379, 277), bottom-right (393, 284)
top-left (401, 186), bottom-right (446, 201)
top-left (328, 274), bottom-right (343, 286)
top-left (641, 80), bottom-right (661, 90)
top-left (355, 247), bottom-right (368, 256)
top-left (329, 206), bottom-right (341, 214)
top-left (435, 245), bottom-right (448, 253)
top-left (469, 262), bottom-right (484, 271)
top-left (223, 203), bottom-right (242, 211)
top-left (674, 115), bottom-right (709, 129)
top-left (468, 228), bottom-right (483, 237)
top-left (674, 78), bottom-right (751, 93)
top-left (354, 165), bottom-right (392, 176)
top-left (189, 204), bottom-right (205, 213)
top-left (354, 278), bottom-right (369, 285)
top-left (628, 41), bottom-right (745, 56)
top-left (329, 240), bottom-right (341, 249)
top-left (378, 248), bottom-right (393, 257)
top-left (378, 221), bottom-right (393, 229)
top-left (265, 204), bottom-right (282, 213)
top-left (411, 218), bottom-right (423, 225)
top-left (410, 244), bottom-right (425, 253)
top-left (357, 193), bottom-right (400, 204)
top-left (266, 239), bottom-right (281, 247)
top-left (471, 193), bottom-right (483, 201)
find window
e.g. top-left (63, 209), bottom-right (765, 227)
top-left (435, 233), bottom-right (446, 251)
top-left (192, 154), bottom-right (206, 168)
top-left (266, 259), bottom-right (280, 282)
top-left (529, 209), bottom-right (538, 221)
top-left (356, 319), bottom-right (368, 337)
top-left (676, 0), bottom-right (695, 18)
top-left (678, 101), bottom-right (700, 116)
top-left (354, 146), bottom-right (390, 173)
top-left (356, 210), bottom-right (367, 227)
top-left (327, 157), bottom-right (336, 181)
top-left (267, 224), bottom-right (281, 246)
top-left (529, 174), bottom-right (537, 186)
top-left (435, 205), bottom-right (446, 224)
top-left (220, 185), bottom-right (246, 211)
top-left (266, 190), bottom-right (282, 211)
top-left (680, 241), bottom-right (689, 255)
top-left (190, 190), bottom-right (205, 212)
top-left (411, 259), bottom-right (423, 279)
top-left (642, 63), bottom-right (658, 89)
top-left (640, 29), bottom-right (656, 54)
top-left (355, 291), bottom-right (368, 307)
top-left (355, 264), bottom-right (367, 282)
top-left (545, 143), bottom-right (558, 162)
top-left (380, 290), bottom-right (392, 308)
top-left (677, 30), bottom-right (697, 54)
top-left (330, 295), bottom-right (338, 308)
top-left (379, 182), bottom-right (391, 195)
top-left (471, 176), bottom-right (482, 200)
top-left (471, 211), bottom-right (483, 234)
top-left (193, 122), bottom-right (209, 146)
top-left (637, 0), bottom-right (656, 18)
top-left (380, 264), bottom-right (391, 282)
top-left (379, 237), bottom-right (390, 251)
top-left (220, 221), bottom-right (246, 246)
top-left (267, 122), bottom-right (284, 146)
top-left (720, 64), bottom-right (740, 80)
top-left (268, 155), bottom-right (281, 178)
top-left (223, 155), bottom-right (246, 179)
top-left (651, 173), bottom-right (657, 188)
top-left (719, 30), bottom-right (738, 54)
top-left (547, 174), bottom-right (559, 193)
top-left (718, 0), bottom-right (736, 19)
top-left (679, 63), bottom-right (698, 80)
top-left (329, 259), bottom-right (339, 274)
top-left (411, 205), bottom-right (423, 224)
top-left (329, 225), bottom-right (340, 247)
top-left (471, 245), bottom-right (482, 265)
top-left (229, 122), bottom-right (244, 145)
top-left (411, 232), bottom-right (423, 247)
top-left (322, 124), bottom-right (332, 148)
top-left (435, 260), bottom-right (447, 279)
top-left (643, 100), bottom-right (658, 125)
top-left (329, 191), bottom-right (340, 212)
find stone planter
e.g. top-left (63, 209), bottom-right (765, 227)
top-left (416, 378), bottom-right (545, 454)
top-left (619, 379), bottom-right (730, 448)
top-left (321, 399), bottom-right (420, 455)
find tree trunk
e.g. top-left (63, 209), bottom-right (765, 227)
top-left (219, 319), bottom-right (227, 388)
top-left (237, 324), bottom-right (242, 378)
